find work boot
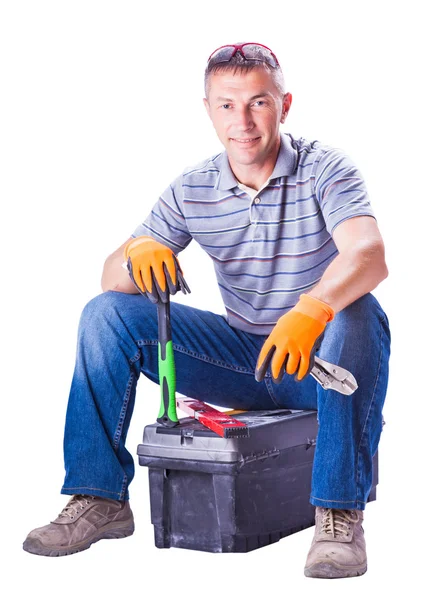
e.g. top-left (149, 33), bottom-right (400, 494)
top-left (23, 494), bottom-right (135, 556)
top-left (304, 507), bottom-right (367, 578)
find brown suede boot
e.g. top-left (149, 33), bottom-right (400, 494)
top-left (304, 507), bottom-right (367, 578)
top-left (23, 494), bottom-right (134, 557)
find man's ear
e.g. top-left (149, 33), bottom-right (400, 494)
top-left (281, 92), bottom-right (292, 124)
top-left (203, 97), bottom-right (211, 119)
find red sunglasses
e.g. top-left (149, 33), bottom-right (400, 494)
top-left (207, 43), bottom-right (280, 69)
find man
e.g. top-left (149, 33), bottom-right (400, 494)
top-left (23, 43), bottom-right (390, 578)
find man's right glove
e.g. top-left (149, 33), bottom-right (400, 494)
top-left (255, 294), bottom-right (335, 383)
top-left (123, 235), bottom-right (183, 298)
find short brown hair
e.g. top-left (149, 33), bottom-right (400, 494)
top-left (204, 51), bottom-right (285, 99)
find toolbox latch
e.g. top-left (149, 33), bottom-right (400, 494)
top-left (180, 429), bottom-right (195, 444)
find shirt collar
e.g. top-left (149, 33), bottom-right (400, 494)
top-left (215, 132), bottom-right (298, 191)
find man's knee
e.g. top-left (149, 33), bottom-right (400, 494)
top-left (329, 293), bottom-right (387, 331)
top-left (79, 290), bottom-right (154, 330)
top-left (318, 292), bottom-right (390, 360)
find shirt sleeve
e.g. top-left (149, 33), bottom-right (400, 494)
top-left (130, 173), bottom-right (192, 255)
top-left (313, 147), bottom-right (376, 236)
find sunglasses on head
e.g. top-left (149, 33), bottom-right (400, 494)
top-left (207, 43), bottom-right (280, 69)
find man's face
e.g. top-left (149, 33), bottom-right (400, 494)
top-left (203, 67), bottom-right (291, 170)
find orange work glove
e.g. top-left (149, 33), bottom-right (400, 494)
top-left (255, 294), bottom-right (335, 383)
top-left (123, 236), bottom-right (181, 294)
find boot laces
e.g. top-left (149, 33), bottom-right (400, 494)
top-left (59, 494), bottom-right (96, 520)
top-left (320, 508), bottom-right (360, 538)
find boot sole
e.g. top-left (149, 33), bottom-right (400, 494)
top-left (23, 518), bottom-right (135, 557)
top-left (304, 560), bottom-right (367, 579)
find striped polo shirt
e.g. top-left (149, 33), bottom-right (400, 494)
top-left (131, 132), bottom-right (376, 335)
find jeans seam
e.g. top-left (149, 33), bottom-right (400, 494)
top-left (129, 348), bottom-right (142, 366)
top-left (137, 339), bottom-right (256, 375)
top-left (62, 486), bottom-right (120, 495)
top-left (119, 474), bottom-right (128, 501)
top-left (310, 495), bottom-right (360, 504)
top-left (113, 370), bottom-right (136, 452)
top-left (355, 316), bottom-right (384, 504)
top-left (114, 349), bottom-right (141, 501)
top-left (264, 377), bottom-right (282, 408)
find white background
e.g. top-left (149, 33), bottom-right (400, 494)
top-left (1, 1), bottom-right (436, 598)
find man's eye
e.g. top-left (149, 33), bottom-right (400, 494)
top-left (221, 104), bottom-right (231, 109)
top-left (254, 100), bottom-right (265, 106)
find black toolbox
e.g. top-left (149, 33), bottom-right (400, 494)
top-left (137, 404), bottom-right (378, 553)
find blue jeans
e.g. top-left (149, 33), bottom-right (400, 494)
top-left (61, 291), bottom-right (391, 510)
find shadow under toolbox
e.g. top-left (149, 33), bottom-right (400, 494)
top-left (137, 406), bottom-right (378, 553)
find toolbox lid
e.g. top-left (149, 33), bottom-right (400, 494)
top-left (137, 408), bottom-right (318, 463)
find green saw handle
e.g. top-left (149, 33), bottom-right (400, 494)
top-left (156, 300), bottom-right (178, 427)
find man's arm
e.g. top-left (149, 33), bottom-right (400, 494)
top-left (307, 216), bottom-right (388, 313)
top-left (101, 238), bottom-right (139, 294)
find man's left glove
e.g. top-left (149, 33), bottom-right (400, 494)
top-left (123, 235), bottom-right (181, 293)
top-left (255, 294), bottom-right (335, 384)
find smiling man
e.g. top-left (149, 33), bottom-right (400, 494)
top-left (24, 43), bottom-right (390, 579)
top-left (203, 67), bottom-right (289, 190)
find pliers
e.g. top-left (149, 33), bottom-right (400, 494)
top-left (311, 356), bottom-right (358, 395)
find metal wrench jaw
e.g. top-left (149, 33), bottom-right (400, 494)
top-left (311, 357), bottom-right (358, 396)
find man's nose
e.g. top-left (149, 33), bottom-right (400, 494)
top-left (233, 106), bottom-right (254, 130)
